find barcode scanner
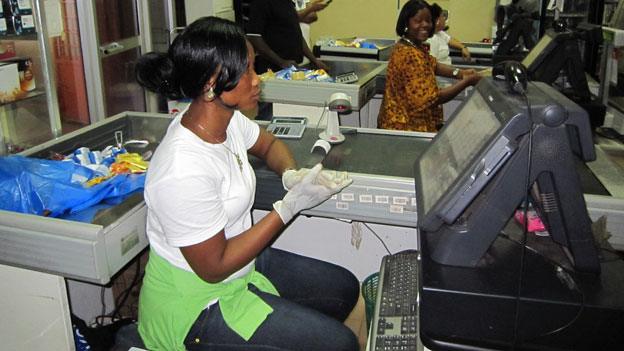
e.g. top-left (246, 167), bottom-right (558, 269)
top-left (493, 60), bottom-right (528, 95)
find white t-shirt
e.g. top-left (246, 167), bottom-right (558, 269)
top-left (427, 31), bottom-right (452, 66)
top-left (145, 108), bottom-right (260, 281)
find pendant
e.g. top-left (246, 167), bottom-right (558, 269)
top-left (234, 153), bottom-right (243, 173)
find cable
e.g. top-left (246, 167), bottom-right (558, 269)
top-left (599, 247), bottom-right (624, 262)
top-left (330, 218), bottom-right (393, 255)
top-left (314, 101), bottom-right (328, 130)
top-left (95, 286), bottom-right (107, 327)
top-left (511, 92), bottom-right (534, 349)
top-left (362, 222), bottom-right (393, 255)
top-left (499, 233), bottom-right (586, 343)
top-left (92, 255), bottom-right (144, 326)
top-left (111, 257), bottom-right (144, 320)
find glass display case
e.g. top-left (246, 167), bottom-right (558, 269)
top-left (0, 0), bottom-right (61, 154)
top-left (0, 0), bottom-right (96, 155)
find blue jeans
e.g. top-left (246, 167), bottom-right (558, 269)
top-left (183, 247), bottom-right (360, 351)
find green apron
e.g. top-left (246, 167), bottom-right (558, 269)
top-left (138, 250), bottom-right (279, 350)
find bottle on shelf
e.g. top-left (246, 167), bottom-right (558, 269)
top-left (2, 0), bottom-right (34, 36)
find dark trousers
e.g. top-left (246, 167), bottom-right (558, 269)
top-left (184, 247), bottom-right (360, 351)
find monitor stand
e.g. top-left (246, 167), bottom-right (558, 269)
top-left (419, 225), bottom-right (624, 350)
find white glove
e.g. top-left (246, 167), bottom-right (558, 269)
top-left (282, 168), bottom-right (306, 190)
top-left (282, 167), bottom-right (350, 190)
top-left (274, 163), bottom-right (352, 223)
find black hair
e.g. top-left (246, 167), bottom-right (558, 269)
top-left (429, 3), bottom-right (443, 36)
top-left (430, 3), bottom-right (442, 22)
top-left (135, 16), bottom-right (248, 100)
top-left (395, 0), bottom-right (431, 37)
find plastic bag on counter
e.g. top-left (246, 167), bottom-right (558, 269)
top-left (0, 155), bottom-right (145, 217)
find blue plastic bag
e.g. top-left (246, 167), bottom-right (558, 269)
top-left (0, 155), bottom-right (145, 217)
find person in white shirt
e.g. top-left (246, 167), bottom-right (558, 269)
top-left (134, 16), bottom-right (358, 351)
top-left (427, 3), bottom-right (471, 65)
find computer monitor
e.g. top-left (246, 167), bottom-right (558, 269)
top-left (521, 30), bottom-right (591, 101)
top-left (414, 77), bottom-right (601, 274)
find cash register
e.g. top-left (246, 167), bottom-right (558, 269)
top-left (520, 29), bottom-right (606, 130)
top-left (412, 76), bottom-right (624, 350)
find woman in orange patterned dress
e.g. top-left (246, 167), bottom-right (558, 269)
top-left (378, 0), bottom-right (481, 132)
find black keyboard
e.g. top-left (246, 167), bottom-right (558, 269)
top-left (369, 250), bottom-right (421, 351)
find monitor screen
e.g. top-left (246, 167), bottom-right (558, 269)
top-left (415, 78), bottom-right (600, 273)
top-left (418, 92), bottom-right (501, 217)
top-left (521, 30), bottom-right (594, 105)
top-left (521, 32), bottom-right (553, 68)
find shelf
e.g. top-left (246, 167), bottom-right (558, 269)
top-left (0, 89), bottom-right (45, 107)
top-left (0, 33), bottom-right (38, 41)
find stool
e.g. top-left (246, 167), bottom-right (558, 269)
top-left (111, 323), bottom-right (147, 351)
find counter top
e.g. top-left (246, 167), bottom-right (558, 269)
top-left (1, 111), bottom-right (623, 284)
top-left (260, 60), bottom-right (386, 110)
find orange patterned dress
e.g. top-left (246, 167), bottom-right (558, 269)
top-left (378, 42), bottom-right (443, 132)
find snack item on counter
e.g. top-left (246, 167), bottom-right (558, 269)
top-left (258, 69), bottom-right (275, 81)
top-left (291, 70), bottom-right (306, 80)
top-left (271, 66), bottom-right (334, 82)
top-left (65, 145), bottom-right (130, 177)
top-left (110, 153), bottom-right (149, 174)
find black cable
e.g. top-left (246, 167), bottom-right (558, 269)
top-left (499, 233), bottom-right (586, 343)
top-left (600, 247), bottom-right (624, 262)
top-left (92, 256), bottom-right (144, 326)
top-left (511, 92), bottom-right (534, 349)
top-left (362, 222), bottom-right (393, 255)
top-left (111, 257), bottom-right (143, 320)
top-left (96, 286), bottom-right (107, 327)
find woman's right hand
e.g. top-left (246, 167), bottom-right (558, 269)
top-left (274, 164), bottom-right (352, 224)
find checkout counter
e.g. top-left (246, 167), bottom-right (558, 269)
top-left (261, 59), bottom-right (386, 129)
top-left (0, 111), bottom-right (427, 350)
top-left (262, 58), bottom-right (474, 129)
top-left (449, 41), bottom-right (494, 67)
top-left (313, 38), bottom-right (396, 62)
top-left (0, 104), bottom-right (623, 350)
top-left (2, 48), bottom-right (624, 348)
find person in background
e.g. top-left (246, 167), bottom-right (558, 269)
top-left (295, 0), bottom-right (330, 65)
top-left (427, 3), bottom-right (471, 65)
top-left (247, 0), bottom-right (329, 120)
top-left (135, 16), bottom-right (359, 351)
top-left (378, 0), bottom-right (481, 132)
top-left (247, 0), bottom-right (328, 73)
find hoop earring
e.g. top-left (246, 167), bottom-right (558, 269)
top-left (203, 87), bottom-right (216, 102)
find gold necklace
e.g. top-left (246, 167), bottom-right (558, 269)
top-left (196, 122), bottom-right (226, 143)
top-left (196, 122), bottom-right (243, 173)
top-left (222, 141), bottom-right (243, 173)
top-left (400, 36), bottom-right (420, 49)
